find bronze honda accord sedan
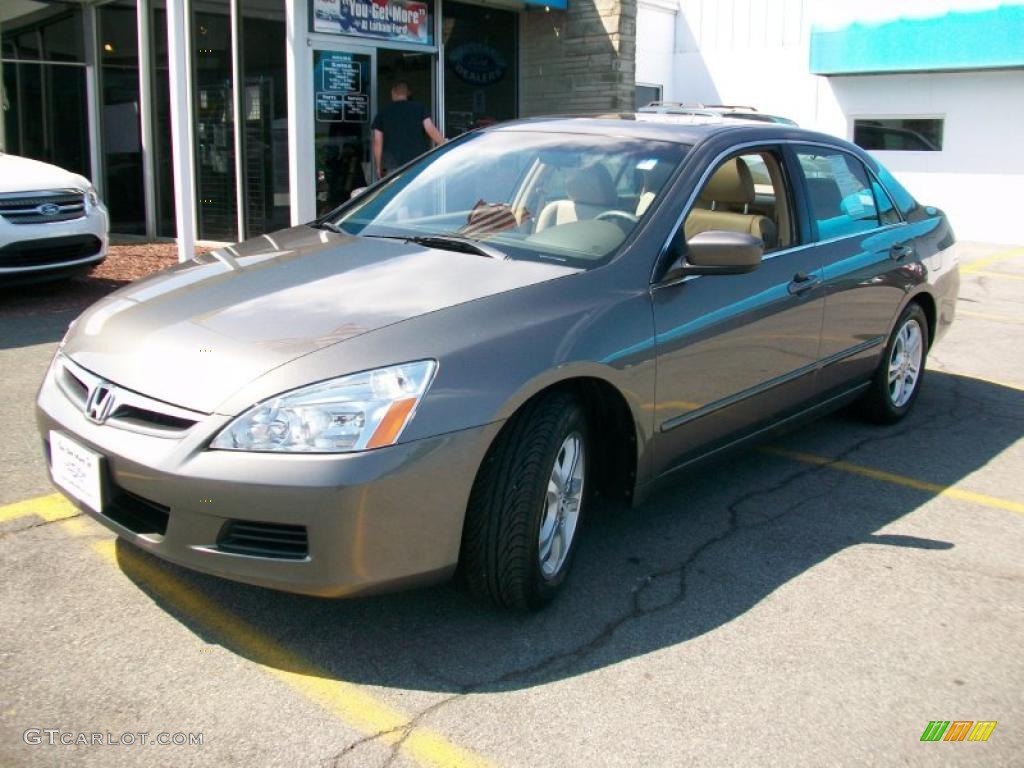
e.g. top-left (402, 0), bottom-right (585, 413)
top-left (37, 116), bottom-right (958, 610)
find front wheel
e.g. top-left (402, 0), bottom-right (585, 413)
top-left (459, 392), bottom-right (590, 610)
top-left (859, 303), bottom-right (929, 424)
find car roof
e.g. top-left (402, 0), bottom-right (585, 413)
top-left (486, 114), bottom-right (835, 149)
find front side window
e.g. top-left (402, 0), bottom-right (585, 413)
top-left (330, 130), bottom-right (688, 268)
top-left (683, 149), bottom-right (793, 253)
top-left (795, 148), bottom-right (888, 241)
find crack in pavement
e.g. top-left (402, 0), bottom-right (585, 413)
top-left (335, 418), bottom-right (930, 765)
top-left (0, 511), bottom-right (82, 540)
top-left (323, 723), bottom-right (408, 768)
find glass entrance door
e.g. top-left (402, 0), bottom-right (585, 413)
top-left (375, 48), bottom-right (435, 135)
top-left (313, 46), bottom-right (374, 216)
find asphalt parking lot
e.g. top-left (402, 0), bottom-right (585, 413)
top-left (1, 242), bottom-right (1022, 767)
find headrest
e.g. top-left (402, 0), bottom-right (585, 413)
top-left (641, 160), bottom-right (674, 192)
top-left (699, 157), bottom-right (754, 205)
top-left (805, 176), bottom-right (843, 218)
top-left (567, 163), bottom-right (618, 206)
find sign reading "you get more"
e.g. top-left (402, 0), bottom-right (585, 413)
top-left (313, 0), bottom-right (431, 45)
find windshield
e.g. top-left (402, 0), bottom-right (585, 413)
top-left (328, 130), bottom-right (688, 268)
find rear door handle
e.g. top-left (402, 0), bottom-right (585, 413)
top-left (890, 243), bottom-right (913, 260)
top-left (788, 271), bottom-right (821, 295)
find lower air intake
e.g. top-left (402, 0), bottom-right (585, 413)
top-left (217, 520), bottom-right (309, 560)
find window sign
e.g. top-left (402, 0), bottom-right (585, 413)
top-left (312, 0), bottom-right (432, 46)
top-left (314, 51), bottom-right (370, 123)
top-left (447, 43), bottom-right (507, 86)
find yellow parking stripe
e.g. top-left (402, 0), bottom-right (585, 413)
top-left (1, 495), bottom-right (492, 766)
top-left (763, 448), bottom-right (1024, 516)
top-left (960, 246), bottom-right (1024, 274)
top-left (0, 493), bottom-right (77, 525)
top-left (84, 536), bottom-right (494, 768)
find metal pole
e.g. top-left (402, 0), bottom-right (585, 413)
top-left (83, 7), bottom-right (103, 192)
top-left (284, 0), bottom-right (313, 225)
top-left (137, 0), bottom-right (157, 239)
top-left (230, 0), bottom-right (245, 242)
top-left (435, 0), bottom-right (444, 137)
top-left (167, 0), bottom-right (197, 261)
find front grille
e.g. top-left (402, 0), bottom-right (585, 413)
top-left (0, 190), bottom-right (85, 224)
top-left (217, 521), bottom-right (309, 560)
top-left (53, 354), bottom-right (204, 439)
top-left (0, 235), bottom-right (102, 268)
top-left (59, 366), bottom-right (90, 405)
top-left (110, 405), bottom-right (198, 432)
top-left (104, 486), bottom-right (170, 537)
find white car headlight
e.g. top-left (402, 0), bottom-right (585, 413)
top-left (84, 186), bottom-right (100, 210)
top-left (210, 361), bottom-right (437, 453)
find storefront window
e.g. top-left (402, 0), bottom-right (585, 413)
top-left (153, 4), bottom-right (177, 237)
top-left (1, 3), bottom-right (89, 178)
top-left (193, 2), bottom-right (237, 241)
top-left (100, 3), bottom-right (146, 235)
top-left (241, 2), bottom-right (290, 237)
top-left (442, 1), bottom-right (516, 138)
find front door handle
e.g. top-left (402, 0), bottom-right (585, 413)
top-left (890, 243), bottom-right (913, 260)
top-left (788, 271), bottom-right (821, 295)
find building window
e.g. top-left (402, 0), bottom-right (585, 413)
top-left (1, 3), bottom-right (90, 178)
top-left (853, 118), bottom-right (944, 152)
top-left (443, 1), bottom-right (516, 138)
top-left (635, 83), bottom-right (662, 110)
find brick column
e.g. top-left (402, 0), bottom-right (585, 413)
top-left (521, 0), bottom-right (637, 116)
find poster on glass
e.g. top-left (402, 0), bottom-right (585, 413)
top-left (312, 0), bottom-right (432, 46)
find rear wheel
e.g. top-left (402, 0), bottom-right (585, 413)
top-left (460, 392), bottom-right (589, 610)
top-left (859, 303), bottom-right (928, 423)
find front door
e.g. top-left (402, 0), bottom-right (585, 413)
top-left (652, 147), bottom-right (825, 478)
top-left (312, 46), bottom-right (375, 215)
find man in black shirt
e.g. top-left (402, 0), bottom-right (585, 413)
top-left (371, 81), bottom-right (445, 178)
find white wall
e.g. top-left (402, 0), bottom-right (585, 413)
top-left (828, 71), bottom-right (1024, 245)
top-left (636, 0), bottom-right (678, 98)
top-left (635, 0), bottom-right (1024, 244)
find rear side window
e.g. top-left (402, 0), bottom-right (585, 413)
top-left (872, 179), bottom-right (901, 226)
top-left (795, 148), bottom-right (889, 240)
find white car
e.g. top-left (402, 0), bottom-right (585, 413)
top-left (0, 153), bottom-right (109, 283)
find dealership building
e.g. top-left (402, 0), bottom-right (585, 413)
top-left (2, 0), bottom-right (1022, 259)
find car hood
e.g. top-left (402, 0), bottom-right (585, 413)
top-left (0, 154), bottom-right (89, 193)
top-left (63, 225), bottom-right (578, 413)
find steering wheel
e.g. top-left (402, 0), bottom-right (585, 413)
top-left (595, 210), bottom-right (639, 231)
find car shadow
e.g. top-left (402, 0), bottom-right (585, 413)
top-left (114, 370), bottom-right (1021, 694)
top-left (0, 278), bottom-right (130, 350)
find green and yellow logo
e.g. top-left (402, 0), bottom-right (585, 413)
top-left (920, 721), bottom-right (997, 742)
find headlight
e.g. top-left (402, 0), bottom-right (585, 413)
top-left (84, 186), bottom-right (100, 210)
top-left (210, 361), bottom-right (437, 453)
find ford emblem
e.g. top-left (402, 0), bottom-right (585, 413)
top-left (38, 203), bottom-right (61, 216)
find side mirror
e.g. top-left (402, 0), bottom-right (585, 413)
top-left (662, 230), bottom-right (763, 282)
top-left (350, 187), bottom-right (366, 199)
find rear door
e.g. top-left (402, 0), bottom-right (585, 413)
top-left (650, 145), bottom-right (825, 478)
top-left (789, 145), bottom-right (909, 395)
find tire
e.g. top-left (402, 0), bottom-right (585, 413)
top-left (859, 302), bottom-right (929, 424)
top-left (460, 391), bottom-right (590, 610)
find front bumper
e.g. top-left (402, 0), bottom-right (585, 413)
top-left (0, 205), bottom-right (108, 280)
top-left (36, 357), bottom-right (501, 597)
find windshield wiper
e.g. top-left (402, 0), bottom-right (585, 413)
top-left (366, 233), bottom-right (506, 260)
top-left (311, 220), bottom-right (344, 234)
